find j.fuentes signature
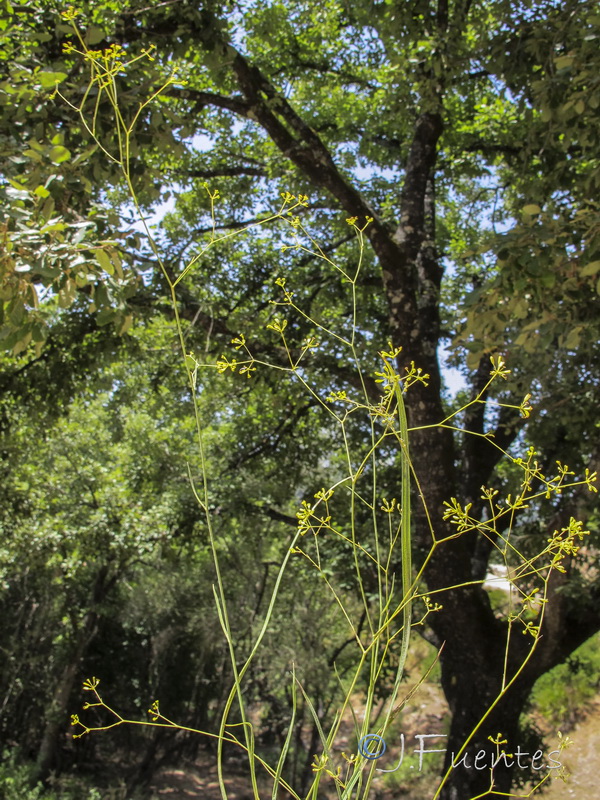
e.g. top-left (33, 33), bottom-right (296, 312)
top-left (357, 733), bottom-right (563, 772)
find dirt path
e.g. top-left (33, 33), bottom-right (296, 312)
top-left (146, 694), bottom-right (600, 800)
top-left (532, 697), bottom-right (600, 799)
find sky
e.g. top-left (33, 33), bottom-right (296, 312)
top-left (128, 130), bottom-right (470, 395)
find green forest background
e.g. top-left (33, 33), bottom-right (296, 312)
top-left (1, 1), bottom-right (599, 799)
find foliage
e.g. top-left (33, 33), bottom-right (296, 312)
top-left (0, 1), bottom-right (146, 354)
top-left (0, 752), bottom-right (104, 800)
top-left (456, 0), bottom-right (600, 363)
top-left (51, 33), bottom-right (594, 800)
top-left (1, 2), bottom-right (599, 800)
top-left (527, 632), bottom-right (600, 730)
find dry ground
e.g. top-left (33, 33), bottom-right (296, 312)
top-left (532, 696), bottom-right (600, 800)
top-left (146, 687), bottom-right (599, 800)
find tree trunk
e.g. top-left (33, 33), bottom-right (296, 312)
top-left (34, 565), bottom-right (109, 784)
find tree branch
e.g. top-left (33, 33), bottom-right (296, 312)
top-left (166, 87), bottom-right (250, 117)
top-left (463, 140), bottom-right (521, 157)
top-left (178, 166), bottom-right (267, 179)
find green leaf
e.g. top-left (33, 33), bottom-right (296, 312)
top-left (580, 260), bottom-right (600, 277)
top-left (522, 204), bottom-right (542, 215)
top-left (31, 323), bottom-right (48, 343)
top-left (84, 26), bottom-right (106, 45)
top-left (563, 326), bottom-right (582, 349)
top-left (9, 300), bottom-right (25, 325)
top-left (554, 55), bottom-right (574, 70)
top-left (49, 145), bottom-right (71, 164)
top-left (38, 71), bottom-right (68, 89)
top-left (40, 220), bottom-right (66, 233)
top-left (72, 144), bottom-right (99, 166)
top-left (95, 249), bottom-right (114, 275)
top-left (23, 148), bottom-right (43, 162)
top-left (110, 250), bottom-right (123, 278)
top-left (95, 308), bottom-right (115, 326)
top-left (116, 314), bottom-right (133, 335)
top-left (12, 331), bottom-right (32, 355)
top-left (58, 280), bottom-right (77, 309)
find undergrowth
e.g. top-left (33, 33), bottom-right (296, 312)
top-left (0, 752), bottom-right (106, 800)
top-left (526, 632), bottom-right (600, 730)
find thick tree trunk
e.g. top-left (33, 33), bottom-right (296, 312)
top-left (430, 583), bottom-right (531, 799)
top-left (34, 627), bottom-right (93, 782)
top-left (34, 565), bottom-right (109, 784)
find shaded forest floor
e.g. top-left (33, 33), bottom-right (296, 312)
top-left (146, 688), bottom-right (600, 799)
